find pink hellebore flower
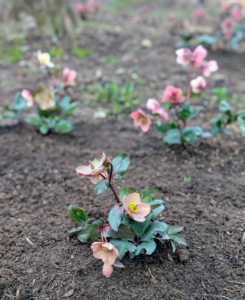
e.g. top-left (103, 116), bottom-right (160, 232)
top-left (190, 76), bottom-right (206, 94)
top-left (202, 60), bottom-right (218, 77)
top-left (146, 99), bottom-right (169, 121)
top-left (123, 193), bottom-right (151, 222)
top-left (76, 3), bottom-right (87, 14)
top-left (221, 2), bottom-right (231, 14)
top-left (193, 8), bottom-right (205, 19)
top-left (21, 89), bottom-right (34, 107)
top-left (162, 86), bottom-right (185, 104)
top-left (130, 109), bottom-right (151, 132)
top-left (183, 20), bottom-right (190, 29)
top-left (176, 45), bottom-right (207, 68)
top-left (91, 242), bottom-right (120, 278)
top-left (76, 153), bottom-right (108, 184)
top-left (221, 19), bottom-right (234, 40)
top-left (231, 8), bottom-right (244, 22)
top-left (62, 68), bottom-right (77, 87)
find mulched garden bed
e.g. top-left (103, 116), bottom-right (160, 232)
top-left (1, 1), bottom-right (245, 299)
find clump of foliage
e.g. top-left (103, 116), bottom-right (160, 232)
top-left (170, 1), bottom-right (245, 51)
top-left (130, 45), bottom-right (245, 145)
top-left (0, 51), bottom-right (77, 135)
top-left (73, 48), bottom-right (93, 60)
top-left (87, 79), bottom-right (141, 118)
top-left (68, 153), bottom-right (186, 277)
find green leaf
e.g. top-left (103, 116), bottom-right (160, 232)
top-left (164, 129), bottom-right (181, 145)
top-left (219, 100), bottom-right (230, 113)
top-left (238, 114), bottom-right (245, 136)
top-left (141, 221), bottom-right (168, 241)
top-left (168, 226), bottom-right (184, 234)
top-left (148, 199), bottom-right (165, 218)
top-left (154, 122), bottom-right (169, 133)
top-left (105, 224), bottom-right (135, 239)
top-left (119, 188), bottom-right (133, 201)
top-left (135, 240), bottom-right (156, 255)
top-left (59, 96), bottom-right (76, 112)
top-left (171, 234), bottom-right (187, 246)
top-left (171, 240), bottom-right (176, 252)
top-left (69, 226), bottom-right (84, 235)
top-left (25, 117), bottom-right (42, 126)
top-left (131, 215), bottom-right (151, 237)
top-left (108, 204), bottom-right (124, 231)
top-left (112, 153), bottom-right (130, 179)
top-left (54, 120), bottom-right (74, 134)
top-left (94, 179), bottom-right (109, 195)
top-left (110, 239), bottom-right (137, 260)
top-left (68, 204), bottom-right (88, 224)
top-left (77, 219), bottom-right (102, 242)
top-left (39, 123), bottom-right (49, 135)
top-left (138, 187), bottom-right (154, 199)
top-left (177, 103), bottom-right (191, 120)
top-left (188, 106), bottom-right (203, 120)
top-left (182, 126), bottom-right (203, 144)
top-left (14, 92), bottom-right (27, 112)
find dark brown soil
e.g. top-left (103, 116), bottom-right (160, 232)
top-left (1, 1), bottom-right (245, 300)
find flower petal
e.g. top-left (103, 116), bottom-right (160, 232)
top-left (76, 165), bottom-right (92, 176)
top-left (102, 263), bottom-right (113, 278)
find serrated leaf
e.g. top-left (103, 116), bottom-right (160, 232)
top-left (110, 239), bottom-right (137, 260)
top-left (111, 153), bottom-right (130, 180)
top-left (171, 234), bottom-right (187, 246)
top-left (94, 179), bottom-right (109, 195)
top-left (119, 188), bottom-right (133, 201)
top-left (148, 199), bottom-right (165, 218)
top-left (131, 215), bottom-right (151, 237)
top-left (68, 204), bottom-right (88, 224)
top-left (168, 226), bottom-right (184, 234)
top-left (135, 240), bottom-right (156, 255)
top-left (108, 204), bottom-right (124, 231)
top-left (141, 221), bottom-right (169, 241)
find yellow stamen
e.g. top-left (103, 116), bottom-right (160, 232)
top-left (128, 202), bottom-right (139, 213)
top-left (102, 246), bottom-right (109, 252)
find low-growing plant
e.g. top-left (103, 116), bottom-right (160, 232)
top-left (73, 48), bottom-right (93, 60)
top-left (171, 1), bottom-right (245, 51)
top-left (0, 51), bottom-right (77, 135)
top-left (68, 153), bottom-right (186, 278)
top-left (76, 0), bottom-right (101, 20)
top-left (87, 79), bottom-right (141, 118)
top-left (49, 47), bottom-right (63, 58)
top-left (130, 45), bottom-right (245, 144)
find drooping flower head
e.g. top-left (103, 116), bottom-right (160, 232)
top-left (190, 76), bottom-right (206, 94)
top-left (221, 19), bottom-right (234, 40)
top-left (76, 153), bottom-right (108, 184)
top-left (176, 46), bottom-right (207, 68)
top-left (162, 86), bottom-right (185, 104)
top-left (62, 68), bottom-right (77, 87)
top-left (91, 242), bottom-right (119, 277)
top-left (34, 88), bottom-right (56, 111)
top-left (37, 51), bottom-right (54, 68)
top-left (193, 7), bottom-right (205, 20)
top-left (21, 89), bottom-right (34, 107)
top-left (130, 109), bottom-right (151, 132)
top-left (202, 60), bottom-right (218, 77)
top-left (146, 99), bottom-right (169, 121)
top-left (122, 193), bottom-right (151, 222)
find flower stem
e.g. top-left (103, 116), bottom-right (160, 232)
top-left (109, 183), bottom-right (121, 204)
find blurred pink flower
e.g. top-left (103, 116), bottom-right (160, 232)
top-left (91, 242), bottom-right (120, 278)
top-left (123, 193), bottom-right (151, 222)
top-left (190, 76), bottom-right (206, 94)
top-left (176, 46), bottom-right (207, 68)
top-left (162, 86), bottom-right (185, 104)
top-left (221, 2), bottom-right (231, 13)
top-left (62, 68), bottom-right (77, 87)
top-left (231, 8), bottom-right (244, 22)
top-left (146, 99), bottom-right (169, 121)
top-left (183, 20), bottom-right (191, 29)
top-left (202, 60), bottom-right (218, 77)
top-left (130, 109), bottom-right (151, 132)
top-left (76, 153), bottom-right (108, 184)
top-left (193, 8), bottom-right (205, 19)
top-left (21, 89), bottom-right (34, 107)
top-left (221, 19), bottom-right (234, 40)
top-left (76, 3), bottom-right (87, 14)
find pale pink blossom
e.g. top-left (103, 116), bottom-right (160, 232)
top-left (122, 193), bottom-right (151, 222)
top-left (190, 76), bottom-right (206, 94)
top-left (76, 3), bottom-right (87, 14)
top-left (162, 86), bottom-right (185, 104)
top-left (130, 109), bottom-right (151, 132)
top-left (231, 8), bottom-right (244, 22)
top-left (62, 68), bottom-right (77, 87)
top-left (146, 99), bottom-right (169, 121)
top-left (21, 89), bottom-right (34, 107)
top-left (202, 60), bottom-right (218, 77)
top-left (176, 46), bottom-right (207, 68)
top-left (76, 153), bottom-right (108, 184)
top-left (34, 88), bottom-right (56, 110)
top-left (221, 19), bottom-right (234, 40)
top-left (183, 20), bottom-right (190, 29)
top-left (193, 8), bottom-right (205, 19)
top-left (91, 242), bottom-right (120, 278)
top-left (221, 2), bottom-right (231, 14)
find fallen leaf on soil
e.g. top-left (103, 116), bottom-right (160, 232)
top-left (63, 289), bottom-right (74, 298)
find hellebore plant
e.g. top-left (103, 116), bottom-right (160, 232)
top-left (76, 0), bottom-right (101, 20)
top-left (68, 153), bottom-right (186, 278)
top-left (131, 46), bottom-right (214, 145)
top-left (0, 51), bottom-right (77, 135)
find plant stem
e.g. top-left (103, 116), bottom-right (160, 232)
top-left (109, 182), bottom-right (121, 204)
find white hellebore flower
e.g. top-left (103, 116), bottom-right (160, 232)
top-left (37, 51), bottom-right (54, 68)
